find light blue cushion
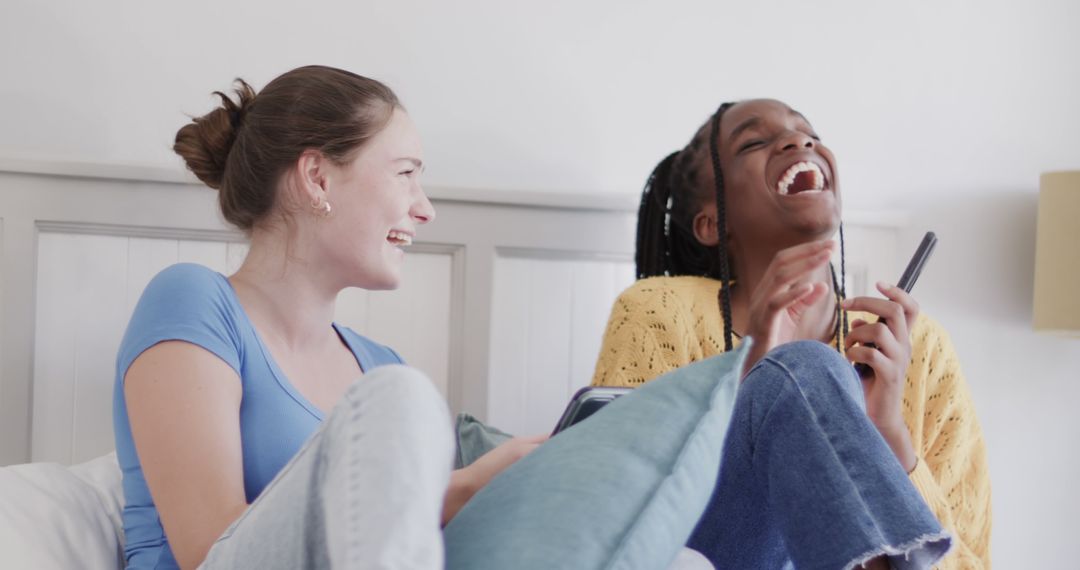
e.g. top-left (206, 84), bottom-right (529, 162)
top-left (444, 343), bottom-right (748, 570)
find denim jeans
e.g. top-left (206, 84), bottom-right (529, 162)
top-left (687, 340), bottom-right (951, 570)
top-left (197, 365), bottom-right (711, 570)
top-left (200, 365), bottom-right (455, 570)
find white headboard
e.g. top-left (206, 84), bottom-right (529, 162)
top-left (0, 158), bottom-right (907, 465)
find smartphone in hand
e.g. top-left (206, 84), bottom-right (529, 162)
top-left (853, 231), bottom-right (937, 378)
top-left (551, 386), bottom-right (631, 435)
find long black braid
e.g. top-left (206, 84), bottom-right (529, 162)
top-left (635, 101), bottom-right (849, 354)
top-left (839, 223), bottom-right (849, 342)
top-left (706, 103), bottom-right (737, 350)
top-left (635, 151), bottom-right (679, 278)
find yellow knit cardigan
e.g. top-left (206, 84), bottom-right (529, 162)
top-left (591, 276), bottom-right (991, 569)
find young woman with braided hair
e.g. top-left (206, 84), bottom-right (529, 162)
top-left (592, 99), bottom-right (991, 568)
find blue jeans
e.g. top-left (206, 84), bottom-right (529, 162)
top-left (687, 340), bottom-right (951, 569)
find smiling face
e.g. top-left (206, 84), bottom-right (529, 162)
top-left (315, 108), bottom-right (435, 290)
top-left (711, 99), bottom-right (841, 250)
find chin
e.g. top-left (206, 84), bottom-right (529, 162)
top-left (345, 263), bottom-right (402, 291)
top-left (362, 274), bottom-right (401, 291)
top-left (790, 214), bottom-right (840, 238)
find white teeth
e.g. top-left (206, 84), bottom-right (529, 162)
top-left (776, 161), bottom-right (826, 195)
top-left (387, 231), bottom-right (413, 246)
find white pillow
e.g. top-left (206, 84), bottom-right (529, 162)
top-left (0, 452), bottom-right (124, 569)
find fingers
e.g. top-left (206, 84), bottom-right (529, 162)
top-left (744, 240), bottom-right (837, 351)
top-left (755, 241), bottom-right (834, 316)
top-left (785, 282), bottom-right (829, 318)
top-left (843, 321), bottom-right (902, 360)
top-left (840, 296), bottom-right (903, 322)
top-left (845, 345), bottom-right (892, 376)
top-left (765, 241), bottom-right (835, 288)
top-left (494, 436), bottom-right (546, 463)
top-left (875, 281), bottom-right (920, 329)
top-left (841, 295), bottom-right (909, 344)
top-left (767, 282), bottom-right (814, 312)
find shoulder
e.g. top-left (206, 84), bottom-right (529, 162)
top-left (145, 262), bottom-right (228, 294)
top-left (617, 275), bottom-right (721, 301)
top-left (910, 312), bottom-right (952, 345)
top-left (610, 276), bottom-right (723, 330)
top-left (335, 325), bottom-right (405, 367)
top-left (613, 276), bottom-right (721, 315)
top-left (900, 312), bottom-right (959, 364)
top-left (895, 311), bottom-right (968, 398)
top-left (601, 276), bottom-right (722, 347)
top-left (129, 263), bottom-right (236, 332)
top-left (119, 264), bottom-right (242, 374)
top-left (137, 263), bottom-right (232, 310)
top-left (594, 276), bottom-right (719, 386)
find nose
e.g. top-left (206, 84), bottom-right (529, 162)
top-left (411, 184), bottom-right (436, 224)
top-left (779, 130), bottom-right (815, 152)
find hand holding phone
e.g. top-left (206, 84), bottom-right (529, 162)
top-left (851, 232), bottom-right (937, 378)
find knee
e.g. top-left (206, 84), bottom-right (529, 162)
top-left (757, 341), bottom-right (862, 404)
top-left (339, 365), bottom-right (453, 449)
top-left (342, 366), bottom-right (449, 422)
top-left (344, 363), bottom-right (431, 396)
top-left (766, 340), bottom-right (847, 370)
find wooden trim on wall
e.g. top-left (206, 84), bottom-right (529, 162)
top-left (0, 158), bottom-right (909, 465)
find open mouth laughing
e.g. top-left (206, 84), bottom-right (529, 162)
top-left (386, 230), bottom-right (413, 247)
top-left (775, 161), bottom-right (829, 196)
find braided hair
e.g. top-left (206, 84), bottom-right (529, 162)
top-left (635, 102), bottom-right (849, 353)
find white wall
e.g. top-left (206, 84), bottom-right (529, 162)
top-left (903, 191), bottom-right (1080, 568)
top-left (3, 0), bottom-right (1078, 201)
top-left (3, 0), bottom-right (1079, 566)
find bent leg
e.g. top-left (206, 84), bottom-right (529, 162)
top-left (202, 365), bottom-right (454, 570)
top-left (687, 341), bottom-right (950, 570)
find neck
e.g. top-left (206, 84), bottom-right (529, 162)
top-left (228, 227), bottom-right (340, 351)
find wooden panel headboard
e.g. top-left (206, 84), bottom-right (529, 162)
top-left (0, 158), bottom-right (907, 464)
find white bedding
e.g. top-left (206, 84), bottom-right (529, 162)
top-left (0, 453), bottom-right (124, 569)
top-left (0, 452), bottom-right (716, 570)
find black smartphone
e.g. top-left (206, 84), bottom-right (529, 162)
top-left (896, 232), bottom-right (938, 294)
top-left (853, 231), bottom-right (937, 377)
top-left (551, 386), bottom-right (631, 435)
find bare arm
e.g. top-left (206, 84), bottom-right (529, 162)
top-left (125, 341), bottom-right (249, 570)
top-left (441, 435), bottom-right (547, 525)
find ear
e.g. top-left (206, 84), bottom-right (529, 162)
top-left (692, 209), bottom-right (721, 246)
top-left (293, 149), bottom-right (331, 207)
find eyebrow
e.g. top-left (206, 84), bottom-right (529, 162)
top-left (728, 110), bottom-right (815, 143)
top-left (727, 117), bottom-right (761, 143)
top-left (396, 157), bottom-right (425, 171)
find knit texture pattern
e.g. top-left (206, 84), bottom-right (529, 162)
top-left (591, 276), bottom-right (992, 569)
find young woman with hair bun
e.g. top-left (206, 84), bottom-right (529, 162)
top-left (116, 65), bottom-right (544, 569)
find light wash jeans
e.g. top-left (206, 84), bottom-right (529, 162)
top-left (198, 365), bottom-right (711, 570)
top-left (686, 340), bottom-right (952, 570)
top-left (200, 365), bottom-right (455, 569)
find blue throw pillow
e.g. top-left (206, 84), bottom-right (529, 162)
top-left (443, 343), bottom-right (748, 570)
